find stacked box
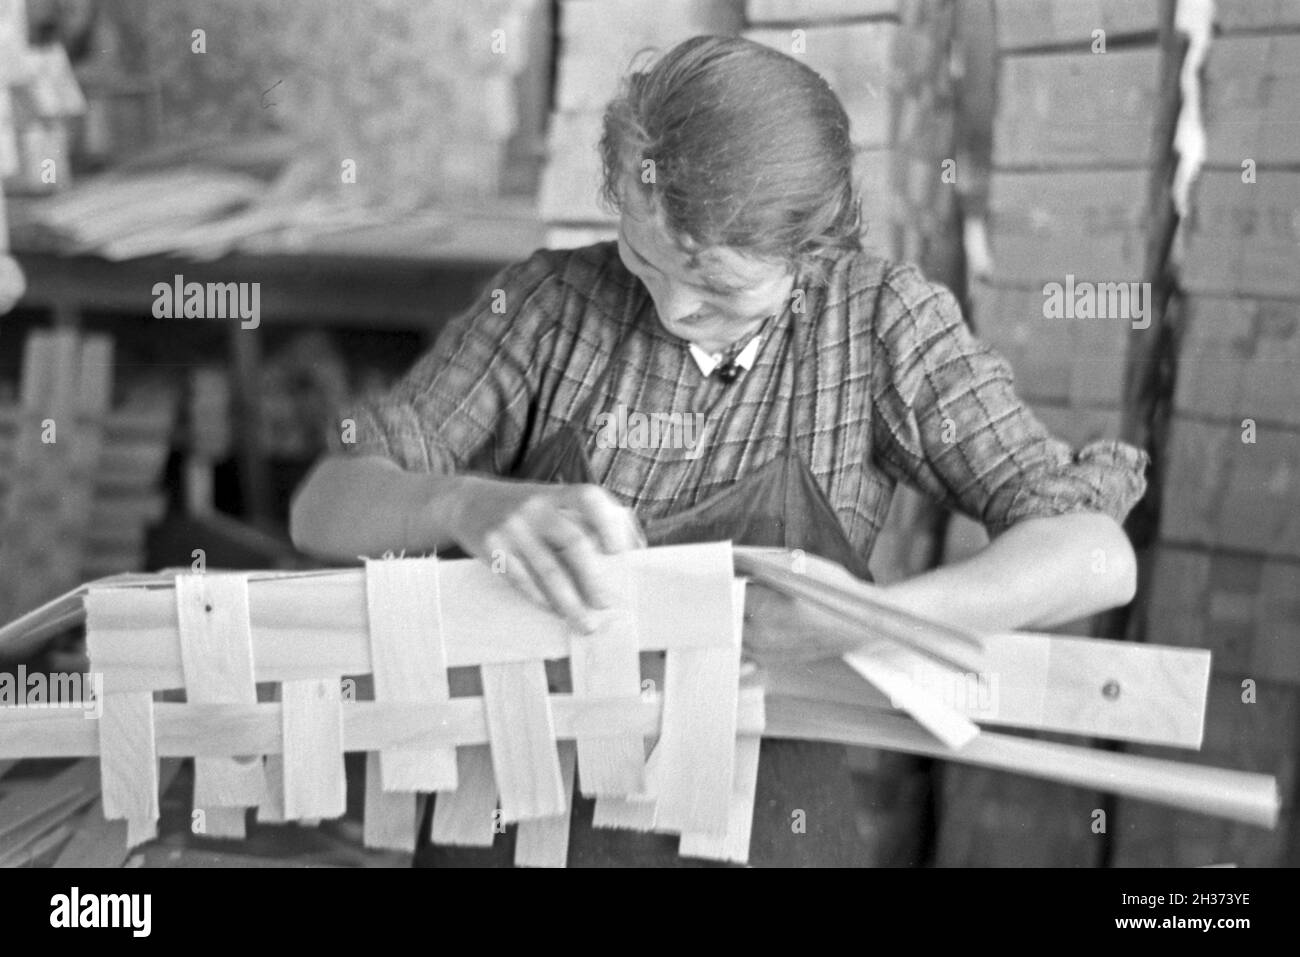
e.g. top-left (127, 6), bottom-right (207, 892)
top-left (745, 0), bottom-right (960, 269)
top-left (992, 0), bottom-right (1158, 51)
top-left (1113, 9), bottom-right (1300, 869)
top-left (937, 1), bottom-right (1168, 868)
top-left (538, 0), bottom-right (745, 244)
top-left (975, 32), bottom-right (1162, 441)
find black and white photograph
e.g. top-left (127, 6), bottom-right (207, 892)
top-left (0, 0), bottom-right (1293, 926)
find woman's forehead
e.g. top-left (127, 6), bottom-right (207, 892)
top-left (619, 185), bottom-right (781, 289)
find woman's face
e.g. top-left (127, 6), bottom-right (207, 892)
top-left (616, 177), bottom-right (796, 355)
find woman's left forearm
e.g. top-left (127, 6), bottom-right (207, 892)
top-left (878, 511), bottom-right (1137, 634)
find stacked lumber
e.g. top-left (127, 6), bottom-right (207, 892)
top-left (1112, 5), bottom-right (1300, 868)
top-left (0, 544), bottom-right (1281, 868)
top-left (0, 330), bottom-right (174, 630)
top-left (538, 0), bottom-right (745, 248)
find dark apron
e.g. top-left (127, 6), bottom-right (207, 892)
top-left (418, 304), bottom-right (877, 868)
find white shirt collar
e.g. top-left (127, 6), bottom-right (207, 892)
top-left (688, 335), bottom-right (763, 378)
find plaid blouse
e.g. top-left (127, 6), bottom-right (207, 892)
top-left (339, 242), bottom-right (1148, 560)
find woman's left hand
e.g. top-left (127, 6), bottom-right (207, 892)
top-left (742, 581), bottom-right (875, 667)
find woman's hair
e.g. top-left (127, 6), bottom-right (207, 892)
top-left (600, 35), bottom-right (862, 276)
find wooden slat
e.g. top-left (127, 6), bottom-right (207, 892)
top-left (844, 645), bottom-right (981, 750)
top-left (735, 547), bottom-right (985, 671)
top-left (85, 547), bottom-right (745, 692)
top-left (591, 738), bottom-right (663, 832)
top-left (198, 807), bottom-right (248, 839)
top-left (678, 734), bottom-right (762, 864)
top-left (480, 660), bottom-right (566, 822)
top-left (363, 558), bottom-right (456, 791)
top-left (762, 633), bottom-right (1210, 748)
top-left (513, 740), bottom-right (577, 868)
top-left (568, 557), bottom-right (643, 796)
top-left (362, 751), bottom-right (418, 852)
top-left (1, 691), bottom-right (770, 759)
top-left (0, 689), bottom-right (1277, 826)
top-left (0, 759), bottom-right (98, 851)
top-left (280, 678), bottom-right (346, 821)
top-left (98, 692), bottom-right (159, 847)
top-left (258, 755), bottom-right (285, 824)
top-left (431, 745), bottom-right (499, 847)
top-left (764, 696), bottom-right (1281, 829)
top-left (652, 572), bottom-right (740, 837)
top-left (175, 575), bottom-right (265, 817)
top-left (679, 578), bottom-right (762, 862)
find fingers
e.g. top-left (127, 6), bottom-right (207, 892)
top-left (467, 482), bottom-right (645, 634)
top-left (496, 519), bottom-right (598, 633)
top-left (565, 485), bottom-right (645, 553)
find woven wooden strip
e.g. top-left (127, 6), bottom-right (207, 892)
top-left (647, 548), bottom-right (740, 837)
top-left (98, 691), bottom-right (159, 848)
top-left (514, 740), bottom-right (577, 868)
top-left (280, 678), bottom-right (346, 821)
top-left (175, 574), bottom-right (266, 819)
top-left (362, 750), bottom-right (418, 852)
top-left (431, 745), bottom-right (498, 847)
top-left (568, 559), bottom-right (644, 796)
top-left (481, 660), bottom-right (566, 822)
top-left (363, 558), bottom-right (457, 791)
top-left (87, 548), bottom-right (742, 692)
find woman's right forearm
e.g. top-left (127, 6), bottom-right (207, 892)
top-left (289, 454), bottom-right (472, 561)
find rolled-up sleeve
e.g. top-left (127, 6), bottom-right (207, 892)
top-left (331, 249), bottom-right (561, 475)
top-left (869, 266), bottom-right (1148, 530)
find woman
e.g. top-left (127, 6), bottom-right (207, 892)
top-left (290, 36), bottom-right (1147, 867)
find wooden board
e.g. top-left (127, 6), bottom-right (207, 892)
top-left (765, 696), bottom-right (1279, 827)
top-left (568, 558), bottom-right (644, 796)
top-left (362, 750), bottom-right (417, 852)
top-left (175, 574), bottom-right (265, 815)
top-left (513, 740), bottom-right (577, 868)
top-left (97, 692), bottom-right (159, 847)
top-left (363, 558), bottom-right (456, 791)
top-left (652, 633), bottom-right (740, 836)
top-left (431, 745), bottom-right (499, 847)
top-left (762, 630), bottom-right (1210, 748)
top-left (480, 660), bottom-right (566, 822)
top-left (84, 547), bottom-right (755, 693)
top-left (280, 678), bottom-right (346, 821)
top-left (0, 759), bottom-right (99, 860)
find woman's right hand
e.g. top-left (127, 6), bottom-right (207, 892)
top-left (447, 477), bottom-right (646, 633)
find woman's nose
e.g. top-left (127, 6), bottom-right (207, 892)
top-left (652, 282), bottom-right (703, 324)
